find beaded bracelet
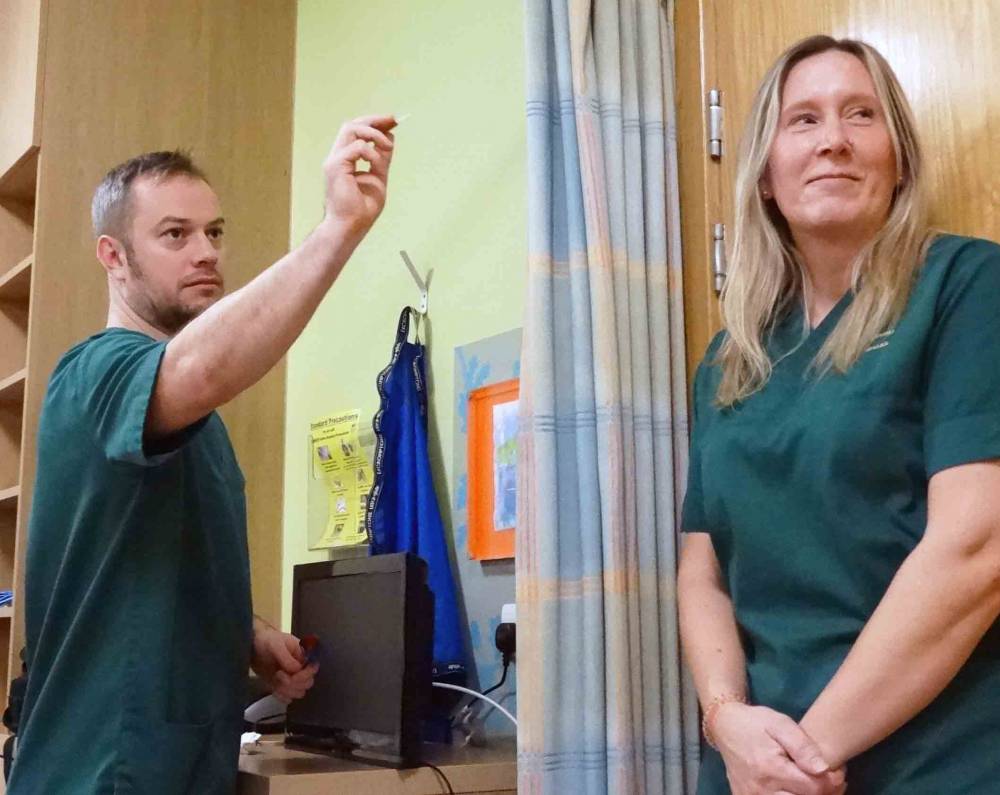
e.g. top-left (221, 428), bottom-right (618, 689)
top-left (702, 692), bottom-right (748, 750)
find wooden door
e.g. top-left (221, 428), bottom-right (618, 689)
top-left (677, 0), bottom-right (1000, 378)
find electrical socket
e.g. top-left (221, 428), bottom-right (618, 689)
top-left (495, 603), bottom-right (516, 662)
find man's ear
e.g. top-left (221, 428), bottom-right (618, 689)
top-left (96, 235), bottom-right (128, 281)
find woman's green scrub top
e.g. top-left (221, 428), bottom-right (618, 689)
top-left (683, 235), bottom-right (1000, 794)
top-left (8, 329), bottom-right (253, 794)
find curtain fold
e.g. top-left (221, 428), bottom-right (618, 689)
top-left (517, 1), bottom-right (700, 792)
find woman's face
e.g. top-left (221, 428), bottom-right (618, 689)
top-left (762, 50), bottom-right (898, 246)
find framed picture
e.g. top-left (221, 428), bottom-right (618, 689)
top-left (467, 378), bottom-right (519, 560)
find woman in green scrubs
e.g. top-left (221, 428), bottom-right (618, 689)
top-left (678, 35), bottom-right (1000, 795)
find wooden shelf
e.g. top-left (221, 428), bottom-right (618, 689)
top-left (0, 607), bottom-right (11, 620)
top-left (0, 147), bottom-right (39, 203)
top-left (0, 486), bottom-right (17, 510)
top-left (0, 370), bottom-right (26, 405)
top-left (0, 256), bottom-right (31, 303)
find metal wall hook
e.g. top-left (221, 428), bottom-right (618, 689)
top-left (400, 250), bottom-right (430, 315)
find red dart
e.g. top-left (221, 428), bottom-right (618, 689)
top-left (300, 634), bottom-right (321, 665)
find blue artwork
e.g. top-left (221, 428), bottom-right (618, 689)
top-left (452, 328), bottom-right (521, 736)
top-left (455, 351), bottom-right (492, 433)
top-left (453, 521), bottom-right (468, 549)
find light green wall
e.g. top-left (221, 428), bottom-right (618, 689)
top-left (282, 1), bottom-right (527, 627)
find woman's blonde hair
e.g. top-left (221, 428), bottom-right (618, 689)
top-left (716, 35), bottom-right (933, 406)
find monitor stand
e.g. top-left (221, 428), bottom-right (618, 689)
top-left (284, 731), bottom-right (412, 769)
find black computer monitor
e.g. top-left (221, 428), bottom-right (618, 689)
top-left (285, 552), bottom-right (434, 767)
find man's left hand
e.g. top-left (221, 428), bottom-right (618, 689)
top-left (251, 624), bottom-right (318, 703)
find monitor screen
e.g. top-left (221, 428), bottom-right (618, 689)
top-left (292, 570), bottom-right (404, 735)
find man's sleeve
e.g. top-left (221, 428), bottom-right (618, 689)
top-left (67, 332), bottom-right (207, 466)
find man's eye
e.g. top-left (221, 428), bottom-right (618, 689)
top-left (163, 228), bottom-right (184, 240)
top-left (208, 228), bottom-right (224, 240)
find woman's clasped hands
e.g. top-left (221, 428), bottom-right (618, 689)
top-left (711, 703), bottom-right (846, 795)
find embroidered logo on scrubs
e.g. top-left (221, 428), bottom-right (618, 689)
top-left (865, 328), bottom-right (895, 352)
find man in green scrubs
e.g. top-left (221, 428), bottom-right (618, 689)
top-left (684, 235), bottom-right (1000, 793)
top-left (8, 114), bottom-right (397, 794)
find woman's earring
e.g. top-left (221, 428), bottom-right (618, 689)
top-left (760, 188), bottom-right (772, 200)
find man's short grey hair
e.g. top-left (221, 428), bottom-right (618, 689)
top-left (91, 150), bottom-right (208, 240)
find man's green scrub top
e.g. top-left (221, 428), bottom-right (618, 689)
top-left (8, 329), bottom-right (253, 794)
top-left (684, 235), bottom-right (1000, 794)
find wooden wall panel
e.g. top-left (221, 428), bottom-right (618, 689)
top-left (12, 0), bottom-right (296, 666)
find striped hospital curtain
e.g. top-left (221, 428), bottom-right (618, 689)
top-left (517, 1), bottom-right (700, 792)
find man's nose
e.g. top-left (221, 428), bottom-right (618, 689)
top-left (193, 232), bottom-right (220, 265)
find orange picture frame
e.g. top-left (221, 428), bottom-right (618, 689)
top-left (467, 378), bottom-right (519, 560)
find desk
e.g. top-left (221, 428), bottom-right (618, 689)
top-left (237, 737), bottom-right (517, 795)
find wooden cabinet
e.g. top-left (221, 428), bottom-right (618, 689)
top-left (0, 0), bottom-right (296, 708)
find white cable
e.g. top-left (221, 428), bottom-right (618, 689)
top-left (432, 682), bottom-right (518, 728)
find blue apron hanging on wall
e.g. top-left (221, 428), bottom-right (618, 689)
top-left (366, 307), bottom-right (465, 679)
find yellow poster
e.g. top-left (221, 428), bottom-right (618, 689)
top-left (310, 410), bottom-right (373, 548)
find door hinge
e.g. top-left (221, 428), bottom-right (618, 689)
top-left (708, 89), bottom-right (723, 159)
top-left (712, 223), bottom-right (727, 294)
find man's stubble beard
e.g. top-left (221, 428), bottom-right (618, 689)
top-left (123, 242), bottom-right (208, 336)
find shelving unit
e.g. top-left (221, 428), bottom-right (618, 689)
top-left (0, 370), bottom-right (27, 403)
top-left (0, 0), bottom-right (295, 719)
top-left (0, 0), bottom-right (40, 714)
top-left (0, 488), bottom-right (19, 510)
top-left (0, 257), bottom-right (32, 303)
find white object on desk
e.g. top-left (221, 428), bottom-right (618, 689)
top-left (244, 693), bottom-right (287, 723)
